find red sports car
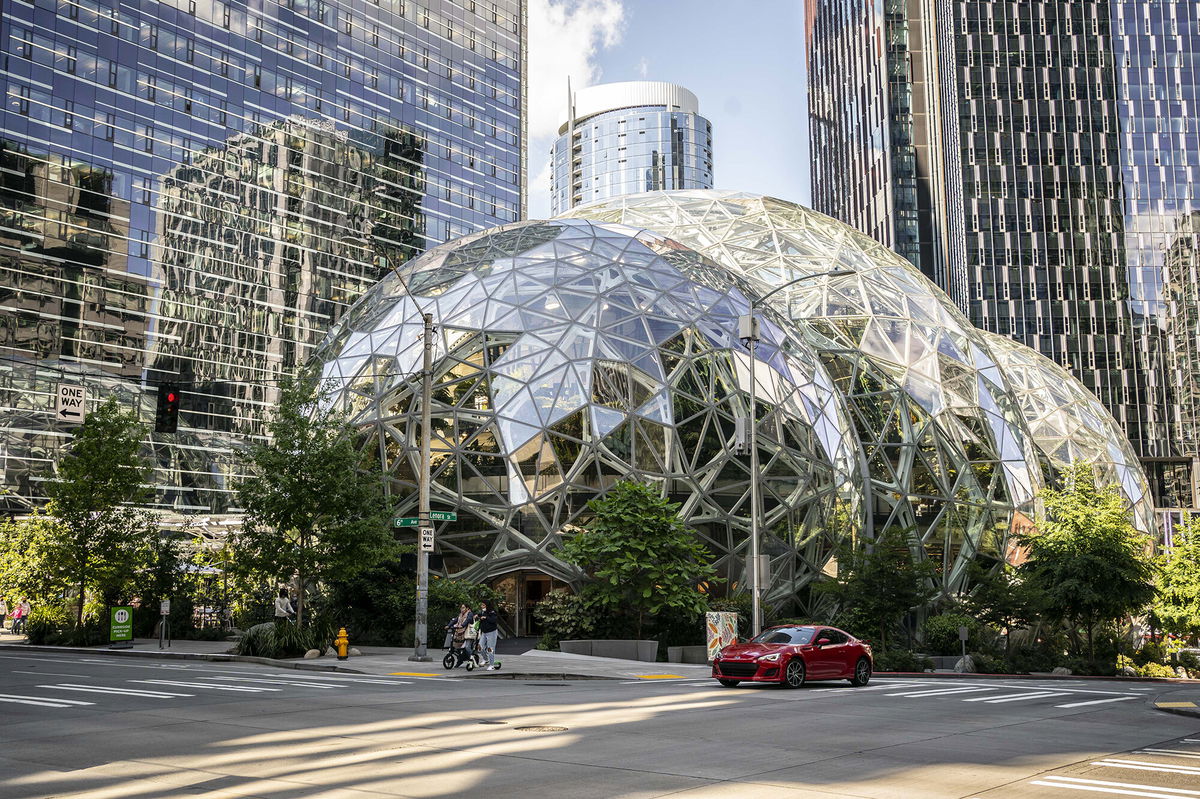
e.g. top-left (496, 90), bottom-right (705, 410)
top-left (711, 625), bottom-right (872, 688)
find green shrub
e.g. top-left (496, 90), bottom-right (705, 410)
top-left (1133, 641), bottom-right (1167, 666)
top-left (873, 650), bottom-right (933, 673)
top-left (1179, 651), bottom-right (1200, 675)
top-left (235, 623), bottom-right (276, 657)
top-left (923, 613), bottom-right (980, 655)
top-left (1138, 661), bottom-right (1177, 679)
top-left (534, 589), bottom-right (603, 650)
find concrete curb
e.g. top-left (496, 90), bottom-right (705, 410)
top-left (1153, 705), bottom-right (1200, 720)
top-left (0, 642), bottom-right (367, 674)
top-left (876, 670), bottom-right (1200, 685)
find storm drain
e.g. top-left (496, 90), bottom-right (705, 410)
top-left (514, 725), bottom-right (567, 732)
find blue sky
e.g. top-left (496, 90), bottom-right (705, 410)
top-left (526, 0), bottom-right (811, 218)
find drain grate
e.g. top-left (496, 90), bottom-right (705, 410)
top-left (514, 725), bottom-right (567, 732)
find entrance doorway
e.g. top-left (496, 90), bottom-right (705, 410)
top-left (490, 571), bottom-right (570, 637)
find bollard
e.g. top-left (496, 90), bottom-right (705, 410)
top-left (335, 627), bottom-right (350, 660)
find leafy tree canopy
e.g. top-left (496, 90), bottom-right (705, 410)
top-left (1155, 515), bottom-right (1200, 643)
top-left (232, 375), bottom-right (398, 627)
top-left (816, 526), bottom-right (938, 650)
top-left (1018, 461), bottom-right (1155, 660)
top-left (560, 480), bottom-right (718, 639)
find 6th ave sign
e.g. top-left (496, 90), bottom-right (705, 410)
top-left (394, 511), bottom-right (457, 527)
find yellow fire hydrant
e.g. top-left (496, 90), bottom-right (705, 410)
top-left (335, 627), bottom-right (350, 661)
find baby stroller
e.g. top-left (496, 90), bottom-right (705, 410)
top-left (442, 616), bottom-right (486, 671)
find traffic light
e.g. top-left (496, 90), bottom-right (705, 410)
top-left (155, 385), bottom-right (181, 433)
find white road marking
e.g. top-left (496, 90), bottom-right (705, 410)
top-left (976, 691), bottom-right (1073, 704)
top-left (1033, 775), bottom-right (1200, 797)
top-left (1093, 759), bottom-right (1200, 776)
top-left (130, 679), bottom-right (280, 693)
top-left (1055, 696), bottom-right (1140, 708)
top-left (199, 676), bottom-right (348, 689)
top-left (0, 692), bottom-right (94, 708)
top-left (40, 684), bottom-right (193, 698)
top-left (1136, 749), bottom-right (1200, 760)
top-left (886, 687), bottom-right (997, 698)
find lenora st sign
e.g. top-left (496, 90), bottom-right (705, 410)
top-left (394, 510), bottom-right (456, 527)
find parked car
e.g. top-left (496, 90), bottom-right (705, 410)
top-left (711, 624), bottom-right (872, 688)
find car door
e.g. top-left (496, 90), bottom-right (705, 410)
top-left (808, 628), bottom-right (842, 678)
top-left (822, 629), bottom-right (854, 677)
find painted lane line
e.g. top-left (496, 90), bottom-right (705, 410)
top-left (200, 677), bottom-right (346, 689)
top-left (885, 687), bottom-right (996, 698)
top-left (1136, 749), bottom-right (1200, 760)
top-left (978, 691), bottom-right (1073, 704)
top-left (1094, 759), bottom-right (1200, 776)
top-left (1039, 776), bottom-right (1200, 796)
top-left (1033, 775), bottom-right (1200, 798)
top-left (961, 690), bottom-right (1064, 702)
top-left (40, 684), bottom-right (193, 698)
top-left (1056, 696), bottom-right (1141, 708)
top-left (0, 693), bottom-right (94, 708)
top-left (130, 680), bottom-right (280, 693)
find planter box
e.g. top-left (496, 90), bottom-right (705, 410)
top-left (559, 639), bottom-right (659, 662)
top-left (667, 645), bottom-right (709, 664)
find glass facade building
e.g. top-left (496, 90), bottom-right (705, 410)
top-left (549, 81), bottom-right (712, 215)
top-left (807, 0), bottom-right (1200, 511)
top-left (315, 193), bottom-right (1152, 622)
top-left (0, 0), bottom-right (526, 512)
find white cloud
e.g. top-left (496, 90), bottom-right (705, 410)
top-left (526, 0), bottom-right (626, 219)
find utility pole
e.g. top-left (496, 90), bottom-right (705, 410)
top-left (409, 312), bottom-right (434, 662)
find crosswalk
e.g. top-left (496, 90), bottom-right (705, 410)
top-left (1024, 736), bottom-right (1200, 798)
top-left (0, 669), bottom-right (415, 711)
top-left (644, 676), bottom-right (1149, 711)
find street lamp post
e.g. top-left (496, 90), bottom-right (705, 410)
top-left (738, 270), bottom-right (854, 637)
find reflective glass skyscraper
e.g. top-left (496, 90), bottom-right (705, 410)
top-left (550, 81), bottom-right (713, 215)
top-left (808, 0), bottom-right (1200, 510)
top-left (0, 0), bottom-right (526, 513)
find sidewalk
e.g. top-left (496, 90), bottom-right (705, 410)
top-left (0, 637), bottom-right (712, 680)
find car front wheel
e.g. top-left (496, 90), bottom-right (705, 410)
top-left (784, 658), bottom-right (806, 688)
top-left (717, 678), bottom-right (740, 687)
top-left (850, 657), bottom-right (871, 687)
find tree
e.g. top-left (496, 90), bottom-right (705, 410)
top-left (816, 526), bottom-right (938, 651)
top-left (0, 511), bottom-right (73, 604)
top-left (1155, 515), bottom-right (1200, 644)
top-left (959, 561), bottom-right (1040, 659)
top-left (1018, 461), bottom-right (1156, 662)
top-left (560, 480), bottom-right (718, 639)
top-left (44, 397), bottom-right (157, 626)
top-left (232, 376), bottom-right (398, 628)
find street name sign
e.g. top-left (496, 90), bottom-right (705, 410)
top-left (419, 527), bottom-right (435, 552)
top-left (56, 383), bottom-right (87, 423)
top-left (394, 510), bottom-right (457, 527)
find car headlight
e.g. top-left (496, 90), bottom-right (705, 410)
top-left (758, 652), bottom-right (781, 662)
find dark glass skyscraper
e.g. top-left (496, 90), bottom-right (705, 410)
top-left (0, 0), bottom-right (526, 512)
top-left (808, 0), bottom-right (1200, 510)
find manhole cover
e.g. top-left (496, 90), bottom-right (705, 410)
top-left (477, 721), bottom-right (506, 725)
top-left (514, 725), bottom-right (567, 732)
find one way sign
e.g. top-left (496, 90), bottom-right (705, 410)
top-left (56, 383), bottom-right (88, 424)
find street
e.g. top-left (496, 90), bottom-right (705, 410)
top-left (0, 651), bottom-right (1197, 798)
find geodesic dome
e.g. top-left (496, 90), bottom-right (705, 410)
top-left (560, 190), bottom-right (1045, 585)
top-left (981, 330), bottom-right (1155, 534)
top-left (313, 219), bottom-right (864, 611)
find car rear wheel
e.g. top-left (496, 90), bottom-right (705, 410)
top-left (783, 658), bottom-right (806, 688)
top-left (717, 678), bottom-right (740, 687)
top-left (850, 657), bottom-right (871, 687)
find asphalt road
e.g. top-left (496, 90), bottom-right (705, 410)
top-left (0, 651), bottom-right (1197, 798)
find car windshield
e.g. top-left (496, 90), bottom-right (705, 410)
top-left (750, 626), bottom-right (816, 645)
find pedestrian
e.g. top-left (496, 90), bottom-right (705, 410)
top-left (476, 599), bottom-right (499, 670)
top-left (0, 597), bottom-right (7, 634)
top-left (273, 588), bottom-right (294, 625)
top-left (11, 598), bottom-right (29, 635)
